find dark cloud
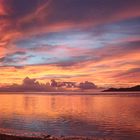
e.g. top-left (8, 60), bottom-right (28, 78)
top-left (2, 0), bottom-right (45, 18)
top-left (12, 51), bottom-right (26, 55)
top-left (1, 0), bottom-right (139, 34)
top-left (20, 0), bottom-right (140, 28)
top-left (0, 77), bottom-right (55, 92)
top-left (31, 0), bottom-right (140, 31)
top-left (115, 68), bottom-right (140, 78)
top-left (0, 51), bottom-right (28, 66)
top-left (50, 79), bottom-right (97, 89)
top-left (79, 81), bottom-right (97, 90)
top-left (0, 77), bottom-right (97, 91)
top-left (0, 0), bottom-right (139, 46)
top-left (45, 0), bottom-right (124, 22)
top-left (0, 56), bottom-right (15, 63)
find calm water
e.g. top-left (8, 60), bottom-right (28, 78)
top-left (0, 93), bottom-right (140, 140)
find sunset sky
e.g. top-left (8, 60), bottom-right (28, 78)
top-left (0, 0), bottom-right (140, 87)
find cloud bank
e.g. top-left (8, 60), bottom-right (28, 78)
top-left (0, 77), bottom-right (97, 92)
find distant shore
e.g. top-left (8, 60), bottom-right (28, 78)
top-left (103, 85), bottom-right (140, 92)
top-left (0, 91), bottom-right (140, 96)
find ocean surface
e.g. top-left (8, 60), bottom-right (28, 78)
top-left (0, 92), bottom-right (140, 140)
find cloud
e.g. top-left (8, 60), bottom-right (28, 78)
top-left (45, 40), bottom-right (140, 68)
top-left (79, 81), bottom-right (97, 90)
top-left (0, 0), bottom-right (139, 87)
top-left (16, 0), bottom-right (140, 33)
top-left (0, 0), bottom-right (140, 45)
top-left (0, 77), bottom-right (55, 92)
top-left (114, 68), bottom-right (140, 78)
top-left (0, 77), bottom-right (97, 91)
top-left (0, 51), bottom-right (29, 66)
top-left (39, 74), bottom-right (90, 80)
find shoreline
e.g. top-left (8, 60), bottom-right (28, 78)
top-left (0, 91), bottom-right (140, 95)
top-left (0, 133), bottom-right (102, 140)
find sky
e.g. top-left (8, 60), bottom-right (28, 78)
top-left (0, 0), bottom-right (140, 87)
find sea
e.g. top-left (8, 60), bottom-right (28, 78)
top-left (0, 92), bottom-right (140, 140)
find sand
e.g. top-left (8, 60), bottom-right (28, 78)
top-left (0, 133), bottom-right (106, 140)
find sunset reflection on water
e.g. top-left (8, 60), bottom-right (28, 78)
top-left (0, 93), bottom-right (140, 139)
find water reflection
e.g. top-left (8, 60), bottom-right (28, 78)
top-left (0, 93), bottom-right (140, 139)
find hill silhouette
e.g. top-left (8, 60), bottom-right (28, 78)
top-left (103, 85), bottom-right (140, 92)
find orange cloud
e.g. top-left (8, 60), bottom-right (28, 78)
top-left (0, 0), bottom-right (140, 88)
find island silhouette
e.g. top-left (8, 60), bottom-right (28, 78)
top-left (103, 85), bottom-right (140, 92)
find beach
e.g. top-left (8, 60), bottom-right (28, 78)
top-left (0, 133), bottom-right (101, 140)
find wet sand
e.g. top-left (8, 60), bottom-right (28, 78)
top-left (0, 133), bottom-right (104, 140)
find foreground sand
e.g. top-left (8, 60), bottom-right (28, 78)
top-left (0, 133), bottom-right (108, 140)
